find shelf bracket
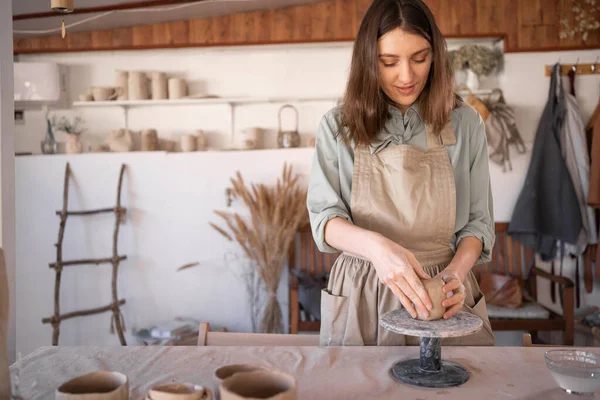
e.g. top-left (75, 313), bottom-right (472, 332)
top-left (228, 102), bottom-right (236, 147)
top-left (122, 106), bottom-right (129, 130)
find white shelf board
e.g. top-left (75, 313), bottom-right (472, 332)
top-left (72, 96), bottom-right (341, 108)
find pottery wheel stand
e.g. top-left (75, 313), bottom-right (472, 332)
top-left (380, 309), bottom-right (483, 388)
top-left (42, 163), bottom-right (128, 346)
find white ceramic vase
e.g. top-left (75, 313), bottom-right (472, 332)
top-left (465, 68), bottom-right (480, 91)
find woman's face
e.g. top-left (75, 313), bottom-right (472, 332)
top-left (377, 27), bottom-right (432, 112)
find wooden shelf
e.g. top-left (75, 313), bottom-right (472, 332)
top-left (72, 96), bottom-right (341, 108)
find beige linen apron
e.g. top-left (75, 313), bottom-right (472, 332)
top-left (320, 122), bottom-right (494, 346)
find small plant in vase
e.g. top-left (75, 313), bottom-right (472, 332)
top-left (51, 115), bottom-right (85, 154)
top-left (449, 44), bottom-right (501, 91)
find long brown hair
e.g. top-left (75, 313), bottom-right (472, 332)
top-left (339, 0), bottom-right (459, 146)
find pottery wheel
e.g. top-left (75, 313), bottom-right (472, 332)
top-left (380, 309), bottom-right (483, 338)
top-left (379, 309), bottom-right (483, 389)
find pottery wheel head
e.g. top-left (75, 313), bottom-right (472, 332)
top-left (380, 309), bottom-right (483, 338)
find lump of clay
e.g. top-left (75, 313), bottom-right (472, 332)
top-left (415, 277), bottom-right (446, 321)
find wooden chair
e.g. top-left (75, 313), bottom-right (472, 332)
top-left (522, 333), bottom-right (562, 347)
top-left (197, 322), bottom-right (319, 346)
top-left (0, 248), bottom-right (10, 399)
top-left (473, 223), bottom-right (575, 346)
top-left (288, 224), bottom-right (339, 334)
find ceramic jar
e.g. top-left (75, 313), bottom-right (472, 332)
top-left (151, 72), bottom-right (168, 100)
top-left (181, 135), bottom-right (196, 152)
top-left (141, 129), bottom-right (159, 151)
top-left (66, 134), bottom-right (83, 154)
top-left (168, 78), bottom-right (187, 99)
top-left (128, 71), bottom-right (149, 100)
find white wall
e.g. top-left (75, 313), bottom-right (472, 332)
top-left (12, 42), bottom-right (600, 354)
top-left (1, 0), bottom-right (16, 365)
top-left (16, 149), bottom-right (313, 356)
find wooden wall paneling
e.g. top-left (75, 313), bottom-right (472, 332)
top-left (91, 30), bottom-right (113, 48)
top-left (310, 1), bottom-right (336, 41)
top-left (212, 15), bottom-right (233, 44)
top-left (429, 0), bottom-right (459, 36)
top-left (189, 18), bottom-right (213, 45)
top-left (231, 12), bottom-right (252, 43)
top-left (355, 0), bottom-right (372, 34)
top-left (255, 10), bottom-right (273, 42)
top-left (112, 28), bottom-right (133, 47)
top-left (11, 0), bottom-right (600, 53)
top-left (67, 32), bottom-right (92, 50)
top-left (335, 0), bottom-right (356, 39)
top-left (293, 4), bottom-right (312, 40)
top-left (168, 20), bottom-right (190, 45)
top-left (273, 7), bottom-right (294, 42)
top-left (151, 23), bottom-right (170, 46)
top-left (455, 0), bottom-right (477, 35)
top-left (133, 25), bottom-right (154, 46)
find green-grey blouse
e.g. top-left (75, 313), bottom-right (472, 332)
top-left (306, 102), bottom-right (495, 265)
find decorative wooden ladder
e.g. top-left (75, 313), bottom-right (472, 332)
top-left (42, 162), bottom-right (128, 345)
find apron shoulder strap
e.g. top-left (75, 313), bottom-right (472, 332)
top-left (425, 122), bottom-right (456, 148)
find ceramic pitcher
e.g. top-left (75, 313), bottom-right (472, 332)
top-left (128, 71), bottom-right (149, 100)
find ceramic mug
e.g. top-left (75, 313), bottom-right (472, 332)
top-left (55, 371), bottom-right (129, 400)
top-left (219, 370), bottom-right (296, 400)
top-left (168, 78), bottom-right (187, 99)
top-left (180, 135), bottom-right (196, 152)
top-left (92, 87), bottom-right (121, 101)
top-left (148, 383), bottom-right (212, 400)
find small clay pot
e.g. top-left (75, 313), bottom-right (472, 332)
top-left (219, 370), bottom-right (296, 400)
top-left (417, 277), bottom-right (446, 321)
top-left (214, 364), bottom-right (267, 386)
top-left (148, 383), bottom-right (212, 400)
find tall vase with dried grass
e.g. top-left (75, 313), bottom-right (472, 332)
top-left (210, 163), bottom-right (308, 333)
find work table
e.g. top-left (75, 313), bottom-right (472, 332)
top-left (11, 345), bottom-right (586, 399)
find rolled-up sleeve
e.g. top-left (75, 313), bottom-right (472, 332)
top-left (307, 113), bottom-right (353, 253)
top-left (454, 115), bottom-right (496, 264)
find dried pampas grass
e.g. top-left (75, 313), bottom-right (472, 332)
top-left (211, 163), bottom-right (308, 333)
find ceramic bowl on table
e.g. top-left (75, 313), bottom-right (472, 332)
top-left (147, 383), bottom-right (212, 400)
top-left (55, 371), bottom-right (128, 400)
top-left (544, 349), bottom-right (600, 396)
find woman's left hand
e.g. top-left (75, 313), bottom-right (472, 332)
top-left (435, 268), bottom-right (466, 319)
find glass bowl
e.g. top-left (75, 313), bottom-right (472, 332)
top-left (544, 349), bottom-right (600, 396)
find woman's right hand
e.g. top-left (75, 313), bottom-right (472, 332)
top-left (368, 233), bottom-right (433, 319)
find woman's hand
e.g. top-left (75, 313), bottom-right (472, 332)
top-left (435, 267), bottom-right (466, 319)
top-left (368, 234), bottom-right (433, 319)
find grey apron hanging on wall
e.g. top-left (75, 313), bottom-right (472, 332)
top-left (508, 63), bottom-right (582, 263)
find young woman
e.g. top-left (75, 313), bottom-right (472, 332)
top-left (307, 0), bottom-right (495, 346)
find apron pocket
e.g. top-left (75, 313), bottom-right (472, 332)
top-left (319, 289), bottom-right (349, 346)
top-left (462, 291), bottom-right (495, 346)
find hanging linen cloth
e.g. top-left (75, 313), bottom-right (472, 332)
top-left (559, 73), bottom-right (598, 256)
top-left (483, 89), bottom-right (527, 172)
top-left (508, 63), bottom-right (582, 262)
